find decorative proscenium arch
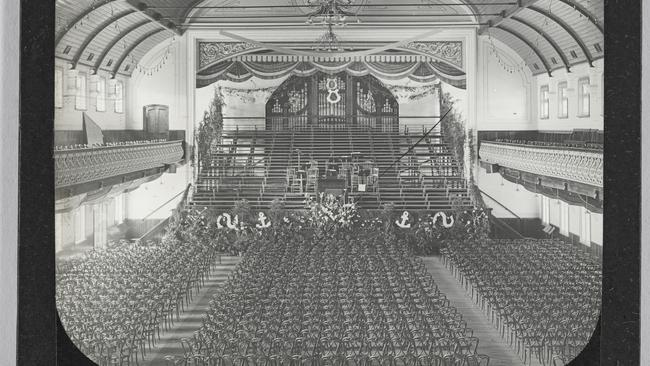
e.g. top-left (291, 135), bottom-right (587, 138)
top-left (196, 41), bottom-right (467, 89)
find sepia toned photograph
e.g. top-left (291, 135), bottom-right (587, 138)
top-left (50, 0), bottom-right (607, 365)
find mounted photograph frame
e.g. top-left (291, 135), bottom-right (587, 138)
top-left (12, 0), bottom-right (643, 365)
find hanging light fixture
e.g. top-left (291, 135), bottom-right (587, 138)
top-left (312, 23), bottom-right (343, 52)
top-left (305, 0), bottom-right (360, 27)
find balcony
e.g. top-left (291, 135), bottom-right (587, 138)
top-left (55, 141), bottom-right (184, 189)
top-left (479, 141), bottom-right (603, 188)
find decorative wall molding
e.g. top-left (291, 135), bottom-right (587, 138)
top-left (401, 41), bottom-right (463, 69)
top-left (55, 141), bottom-right (184, 188)
top-left (199, 42), bottom-right (260, 69)
top-left (480, 142), bottom-right (603, 187)
top-left (198, 41), bottom-right (465, 71)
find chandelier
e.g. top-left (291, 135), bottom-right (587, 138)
top-left (312, 24), bottom-right (344, 52)
top-left (305, 0), bottom-right (360, 26)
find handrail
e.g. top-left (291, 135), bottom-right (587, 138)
top-left (478, 189), bottom-right (522, 220)
top-left (218, 115), bottom-right (442, 120)
top-left (489, 215), bottom-right (526, 239)
top-left (482, 139), bottom-right (602, 153)
top-left (54, 140), bottom-right (180, 153)
top-left (379, 108), bottom-right (450, 177)
top-left (480, 141), bottom-right (602, 187)
top-left (55, 140), bottom-right (184, 188)
top-left (141, 184), bottom-right (190, 221)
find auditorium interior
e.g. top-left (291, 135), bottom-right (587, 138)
top-left (54, 0), bottom-right (604, 365)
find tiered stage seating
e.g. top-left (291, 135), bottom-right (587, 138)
top-left (191, 127), bottom-right (472, 210)
top-left (441, 240), bottom-right (601, 366)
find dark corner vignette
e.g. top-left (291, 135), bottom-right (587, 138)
top-left (18, 0), bottom-right (641, 365)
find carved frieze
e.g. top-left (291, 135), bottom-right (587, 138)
top-left (55, 141), bottom-right (184, 188)
top-left (199, 42), bottom-right (260, 69)
top-left (402, 41), bottom-right (463, 69)
top-left (480, 142), bottom-right (603, 187)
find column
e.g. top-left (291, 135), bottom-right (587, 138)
top-left (93, 202), bottom-right (108, 250)
top-left (74, 205), bottom-right (86, 244)
top-left (559, 201), bottom-right (570, 237)
top-left (581, 208), bottom-right (592, 246)
top-left (55, 213), bottom-right (63, 253)
top-left (114, 194), bottom-right (124, 224)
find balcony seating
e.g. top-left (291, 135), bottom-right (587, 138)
top-left (55, 139), bottom-right (169, 151)
top-left (56, 238), bottom-right (223, 366)
top-left (441, 239), bottom-right (601, 366)
top-left (167, 229), bottom-right (489, 366)
top-left (192, 127), bottom-right (472, 211)
top-left (491, 139), bottom-right (603, 151)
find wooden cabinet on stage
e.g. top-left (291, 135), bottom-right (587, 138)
top-left (143, 104), bottom-right (169, 139)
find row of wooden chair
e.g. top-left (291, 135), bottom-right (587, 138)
top-left (441, 239), bottom-right (600, 366)
top-left (57, 238), bottom-right (222, 365)
top-left (165, 229), bottom-right (490, 366)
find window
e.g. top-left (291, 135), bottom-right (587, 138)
top-left (75, 72), bottom-right (87, 110)
top-left (558, 82), bottom-right (568, 118)
top-left (55, 67), bottom-right (63, 108)
top-left (539, 85), bottom-right (549, 119)
top-left (578, 77), bottom-right (590, 117)
top-left (114, 80), bottom-right (124, 113)
top-left (96, 77), bottom-right (106, 112)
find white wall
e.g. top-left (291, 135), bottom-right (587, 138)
top-left (532, 59), bottom-right (604, 131)
top-left (476, 36), bottom-right (535, 130)
top-left (476, 167), bottom-right (541, 218)
top-left (539, 195), bottom-right (603, 247)
top-left (54, 59), bottom-right (129, 131)
top-left (125, 164), bottom-right (191, 220)
top-left (477, 167), bottom-right (602, 247)
top-left (128, 40), bottom-right (190, 132)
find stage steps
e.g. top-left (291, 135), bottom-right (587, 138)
top-left (191, 128), bottom-right (472, 211)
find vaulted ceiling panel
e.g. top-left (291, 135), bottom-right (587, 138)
top-left (55, 0), bottom-right (605, 78)
top-left (487, 26), bottom-right (550, 75)
top-left (516, 8), bottom-right (586, 66)
top-left (75, 12), bottom-right (148, 69)
top-left (56, 2), bottom-right (134, 60)
top-left (116, 31), bottom-right (173, 76)
top-left (97, 21), bottom-right (163, 74)
top-left (500, 17), bottom-right (565, 72)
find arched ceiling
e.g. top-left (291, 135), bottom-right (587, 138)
top-left (55, 0), bottom-right (603, 78)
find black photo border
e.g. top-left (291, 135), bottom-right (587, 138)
top-left (17, 0), bottom-right (641, 364)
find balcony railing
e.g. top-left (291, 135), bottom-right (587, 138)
top-left (480, 141), bottom-right (603, 187)
top-left (55, 141), bottom-right (184, 188)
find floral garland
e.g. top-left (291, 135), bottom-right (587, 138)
top-left (387, 84), bottom-right (439, 103)
top-left (216, 85), bottom-right (278, 104)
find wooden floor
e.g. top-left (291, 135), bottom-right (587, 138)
top-left (422, 256), bottom-right (542, 366)
top-left (142, 256), bottom-right (241, 365)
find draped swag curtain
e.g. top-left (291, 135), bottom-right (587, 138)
top-left (197, 60), bottom-right (466, 89)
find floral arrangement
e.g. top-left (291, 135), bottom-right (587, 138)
top-left (304, 193), bottom-right (360, 233)
top-left (155, 193), bottom-right (490, 257)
